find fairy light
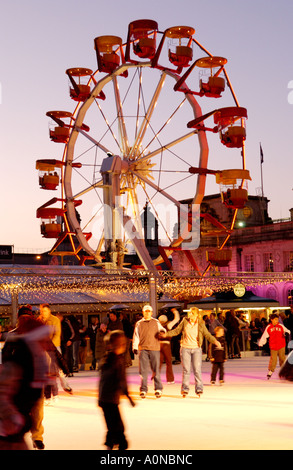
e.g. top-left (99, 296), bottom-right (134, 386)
top-left (1, 268), bottom-right (292, 308)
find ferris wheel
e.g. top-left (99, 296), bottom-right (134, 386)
top-left (36, 20), bottom-right (250, 274)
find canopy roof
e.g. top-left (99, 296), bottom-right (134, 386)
top-left (0, 265), bottom-right (178, 313)
top-left (188, 290), bottom-right (280, 310)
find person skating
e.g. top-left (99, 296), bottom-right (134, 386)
top-left (209, 326), bottom-right (228, 385)
top-left (98, 330), bottom-right (135, 450)
top-left (258, 313), bottom-right (290, 379)
top-left (161, 307), bottom-right (221, 398)
top-left (132, 305), bottom-right (166, 398)
top-left (158, 311), bottom-right (180, 384)
top-left (0, 315), bottom-right (50, 450)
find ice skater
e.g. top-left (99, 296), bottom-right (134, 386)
top-left (209, 326), bottom-right (228, 385)
top-left (158, 315), bottom-right (175, 384)
top-left (161, 307), bottom-right (221, 398)
top-left (0, 315), bottom-right (50, 450)
top-left (98, 330), bottom-right (135, 450)
top-left (258, 313), bottom-right (290, 379)
top-left (132, 305), bottom-right (166, 398)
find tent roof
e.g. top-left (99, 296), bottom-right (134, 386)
top-left (0, 265), bottom-right (178, 310)
top-left (188, 290), bottom-right (280, 310)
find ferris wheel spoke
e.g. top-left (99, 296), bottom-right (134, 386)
top-left (132, 130), bottom-right (198, 166)
top-left (129, 72), bottom-right (166, 159)
top-left (72, 177), bottom-right (103, 200)
top-left (94, 100), bottom-right (122, 154)
top-left (131, 170), bottom-right (184, 210)
top-left (139, 97), bottom-right (187, 157)
top-left (134, 68), bottom-right (143, 142)
top-left (76, 126), bottom-right (113, 156)
top-left (94, 230), bottom-right (104, 258)
top-left (113, 75), bottom-right (130, 155)
top-left (125, 175), bottom-right (144, 239)
top-left (81, 204), bottom-right (104, 233)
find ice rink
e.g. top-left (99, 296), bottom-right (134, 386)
top-left (23, 354), bottom-right (293, 452)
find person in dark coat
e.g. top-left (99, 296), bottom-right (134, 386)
top-left (57, 313), bottom-right (75, 376)
top-left (119, 312), bottom-right (134, 367)
top-left (249, 319), bottom-right (262, 351)
top-left (68, 315), bottom-right (81, 373)
top-left (209, 326), bottom-right (228, 385)
top-left (224, 310), bottom-right (241, 359)
top-left (98, 330), bottom-right (135, 450)
top-left (87, 316), bottom-right (100, 371)
top-left (107, 311), bottom-right (123, 332)
top-left (95, 323), bottom-right (108, 368)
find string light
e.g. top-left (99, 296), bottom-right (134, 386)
top-left (1, 268), bottom-right (293, 304)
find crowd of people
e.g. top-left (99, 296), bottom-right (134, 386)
top-left (1, 302), bottom-right (293, 450)
top-left (202, 308), bottom-right (293, 359)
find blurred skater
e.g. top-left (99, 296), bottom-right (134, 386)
top-left (98, 330), bottom-right (135, 450)
top-left (0, 315), bottom-right (49, 450)
top-left (39, 304), bottom-right (61, 404)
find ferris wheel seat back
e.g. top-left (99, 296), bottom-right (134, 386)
top-left (133, 37), bottom-right (156, 59)
top-left (99, 53), bottom-right (120, 74)
top-left (221, 126), bottom-right (246, 148)
top-left (69, 84), bottom-right (91, 101)
top-left (200, 76), bottom-right (225, 97)
top-left (168, 46), bottom-right (193, 67)
top-left (40, 223), bottom-right (62, 238)
top-left (39, 174), bottom-right (59, 190)
top-left (49, 126), bottom-right (70, 143)
top-left (94, 36), bottom-right (123, 73)
top-left (206, 249), bottom-right (232, 267)
top-left (221, 188), bottom-right (248, 209)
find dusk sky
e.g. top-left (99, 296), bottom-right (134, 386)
top-left (1, 0), bottom-right (292, 253)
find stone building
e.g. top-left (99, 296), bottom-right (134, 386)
top-left (172, 193), bottom-right (293, 307)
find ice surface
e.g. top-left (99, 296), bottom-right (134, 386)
top-left (26, 356), bottom-right (293, 451)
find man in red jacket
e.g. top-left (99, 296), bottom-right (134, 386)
top-left (259, 313), bottom-right (290, 379)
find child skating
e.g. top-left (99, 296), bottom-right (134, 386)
top-left (209, 326), bottom-right (228, 385)
top-left (258, 313), bottom-right (290, 379)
